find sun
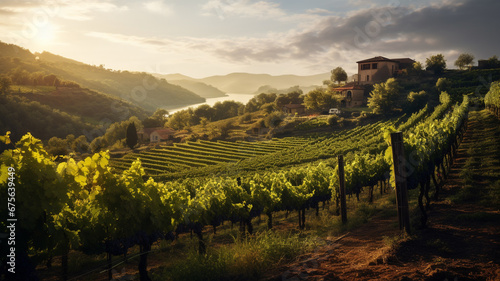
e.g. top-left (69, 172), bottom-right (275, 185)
top-left (33, 22), bottom-right (57, 45)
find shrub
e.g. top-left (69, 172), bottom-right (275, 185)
top-left (436, 78), bottom-right (451, 92)
top-left (239, 112), bottom-right (252, 123)
top-left (264, 112), bottom-right (283, 128)
top-left (327, 114), bottom-right (339, 126)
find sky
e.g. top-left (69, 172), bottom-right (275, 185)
top-left (0, 0), bottom-right (499, 78)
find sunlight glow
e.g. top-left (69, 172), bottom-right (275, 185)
top-left (33, 22), bottom-right (57, 45)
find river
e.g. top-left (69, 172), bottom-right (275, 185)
top-left (163, 93), bottom-right (256, 115)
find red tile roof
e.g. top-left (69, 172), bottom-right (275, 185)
top-left (392, 58), bottom-right (416, 64)
top-left (356, 56), bottom-right (414, 64)
top-left (356, 56), bottom-right (397, 63)
top-left (152, 128), bottom-right (175, 140)
top-left (138, 127), bottom-right (161, 136)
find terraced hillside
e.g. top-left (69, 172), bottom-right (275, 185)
top-left (109, 137), bottom-right (311, 174)
top-left (109, 115), bottom-right (404, 177)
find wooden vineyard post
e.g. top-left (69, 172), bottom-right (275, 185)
top-left (390, 132), bottom-right (411, 235)
top-left (338, 155), bottom-right (347, 224)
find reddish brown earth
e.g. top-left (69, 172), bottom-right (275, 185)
top-left (264, 112), bottom-right (500, 281)
top-left (264, 198), bottom-right (499, 281)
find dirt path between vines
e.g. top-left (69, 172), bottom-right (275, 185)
top-left (265, 111), bottom-right (500, 281)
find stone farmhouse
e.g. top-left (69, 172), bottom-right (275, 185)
top-left (329, 56), bottom-right (415, 108)
top-left (138, 127), bottom-right (175, 143)
top-left (282, 104), bottom-right (306, 115)
top-left (334, 84), bottom-right (365, 108)
top-left (356, 56), bottom-right (415, 85)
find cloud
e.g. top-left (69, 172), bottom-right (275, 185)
top-left (0, 7), bottom-right (16, 15)
top-left (205, 0), bottom-right (499, 67)
top-left (306, 8), bottom-right (335, 15)
top-left (87, 32), bottom-right (175, 48)
top-left (201, 0), bottom-right (286, 19)
top-left (0, 0), bottom-right (128, 21)
top-left (143, 0), bottom-right (172, 16)
top-left (58, 1), bottom-right (129, 21)
top-left (88, 0), bottom-right (500, 75)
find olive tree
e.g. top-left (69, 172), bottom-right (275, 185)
top-left (455, 53), bottom-right (474, 70)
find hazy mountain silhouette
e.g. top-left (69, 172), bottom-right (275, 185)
top-left (161, 72), bottom-right (330, 94)
top-left (165, 79), bottom-right (227, 98)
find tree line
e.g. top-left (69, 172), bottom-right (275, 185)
top-left (164, 91), bottom-right (305, 130)
top-left (1, 67), bottom-right (81, 90)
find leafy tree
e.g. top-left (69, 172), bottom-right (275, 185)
top-left (408, 61), bottom-right (424, 76)
top-left (331, 67), bottom-right (348, 85)
top-left (244, 93), bottom-right (278, 113)
top-left (413, 61), bottom-right (423, 72)
top-left (327, 114), bottom-right (339, 126)
top-left (254, 92), bottom-right (277, 104)
top-left (455, 53), bottom-right (474, 70)
top-left (166, 109), bottom-right (196, 130)
top-left (367, 78), bottom-right (400, 115)
top-left (199, 117), bottom-right (209, 127)
top-left (142, 109), bottom-right (169, 128)
top-left (260, 102), bottom-right (275, 114)
top-left (436, 77), bottom-right (452, 93)
top-left (43, 74), bottom-right (59, 86)
top-left (264, 112), bottom-right (284, 128)
top-left (72, 135), bottom-right (89, 153)
top-left (304, 89), bottom-right (339, 111)
top-left (274, 90), bottom-right (304, 108)
top-left (407, 90), bottom-right (428, 111)
top-left (407, 90), bottom-right (427, 103)
top-left (212, 100), bottom-right (243, 120)
top-left (141, 118), bottom-right (158, 129)
top-left (87, 117), bottom-right (142, 152)
top-left (9, 67), bottom-right (31, 84)
top-left (425, 54), bottom-right (447, 75)
top-left (274, 95), bottom-right (289, 109)
top-left (89, 136), bottom-right (106, 153)
top-left (0, 76), bottom-right (12, 94)
top-left (194, 104), bottom-right (216, 121)
top-left (152, 109), bottom-right (169, 120)
top-left (47, 136), bottom-right (69, 156)
top-left (103, 116), bottom-right (142, 150)
top-left (126, 122), bottom-right (138, 149)
top-left (218, 120), bottom-right (234, 139)
top-left (244, 99), bottom-right (260, 113)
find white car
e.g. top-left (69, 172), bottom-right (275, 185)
top-left (329, 108), bottom-right (341, 115)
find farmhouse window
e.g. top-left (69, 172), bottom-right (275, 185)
top-left (361, 64), bottom-right (371, 70)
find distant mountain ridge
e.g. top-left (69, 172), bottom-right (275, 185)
top-left (161, 72), bottom-right (330, 94)
top-left (0, 41), bottom-right (205, 112)
top-left (154, 77), bottom-right (227, 98)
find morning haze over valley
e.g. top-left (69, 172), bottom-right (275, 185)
top-left (1, 0), bottom-right (500, 281)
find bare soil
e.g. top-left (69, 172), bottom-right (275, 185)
top-left (264, 112), bottom-right (500, 281)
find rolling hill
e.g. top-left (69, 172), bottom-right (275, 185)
top-left (0, 41), bottom-right (205, 112)
top-left (0, 85), bottom-right (149, 141)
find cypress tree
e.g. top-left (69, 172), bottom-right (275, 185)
top-left (126, 122), bottom-right (138, 149)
